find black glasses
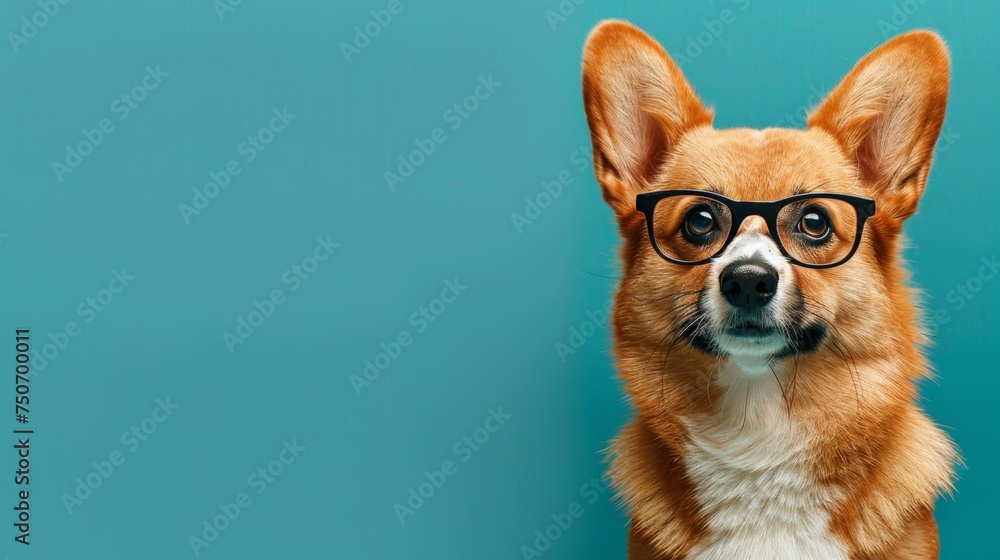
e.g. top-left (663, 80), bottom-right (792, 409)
top-left (635, 190), bottom-right (876, 269)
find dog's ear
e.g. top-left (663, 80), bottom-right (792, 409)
top-left (808, 31), bottom-right (950, 222)
top-left (582, 20), bottom-right (713, 221)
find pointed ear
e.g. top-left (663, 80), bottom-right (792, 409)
top-left (582, 20), bottom-right (713, 220)
top-left (808, 31), bottom-right (950, 222)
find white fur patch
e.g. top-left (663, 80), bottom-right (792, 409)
top-left (683, 360), bottom-right (848, 560)
top-left (703, 230), bottom-right (798, 374)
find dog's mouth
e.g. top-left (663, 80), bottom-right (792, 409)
top-left (726, 321), bottom-right (776, 339)
top-left (684, 316), bottom-right (827, 360)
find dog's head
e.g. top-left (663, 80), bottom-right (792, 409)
top-left (582, 21), bottom-right (949, 411)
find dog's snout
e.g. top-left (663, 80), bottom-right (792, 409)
top-left (719, 260), bottom-right (778, 310)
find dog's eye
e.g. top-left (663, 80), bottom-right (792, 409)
top-left (798, 210), bottom-right (830, 239)
top-left (684, 205), bottom-right (716, 238)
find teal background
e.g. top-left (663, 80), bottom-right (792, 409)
top-left (0, 1), bottom-right (996, 558)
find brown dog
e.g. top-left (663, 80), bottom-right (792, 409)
top-left (581, 21), bottom-right (956, 559)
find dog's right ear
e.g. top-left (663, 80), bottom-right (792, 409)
top-left (582, 20), bottom-right (713, 222)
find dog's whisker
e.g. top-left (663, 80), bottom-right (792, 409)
top-left (738, 376), bottom-right (752, 435)
top-left (767, 360), bottom-right (790, 416)
top-left (574, 266), bottom-right (642, 283)
top-left (798, 300), bottom-right (864, 413)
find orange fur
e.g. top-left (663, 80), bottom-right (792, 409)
top-left (582, 21), bottom-right (957, 559)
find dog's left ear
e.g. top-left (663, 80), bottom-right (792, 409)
top-left (808, 31), bottom-right (950, 221)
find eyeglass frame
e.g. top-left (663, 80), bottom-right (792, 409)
top-left (635, 190), bottom-right (877, 269)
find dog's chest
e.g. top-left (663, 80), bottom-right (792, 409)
top-left (681, 409), bottom-right (848, 560)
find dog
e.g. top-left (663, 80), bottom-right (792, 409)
top-left (581, 21), bottom-right (957, 559)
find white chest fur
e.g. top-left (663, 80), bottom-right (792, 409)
top-left (682, 363), bottom-right (848, 560)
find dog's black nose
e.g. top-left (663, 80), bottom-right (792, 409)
top-left (719, 260), bottom-right (778, 310)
